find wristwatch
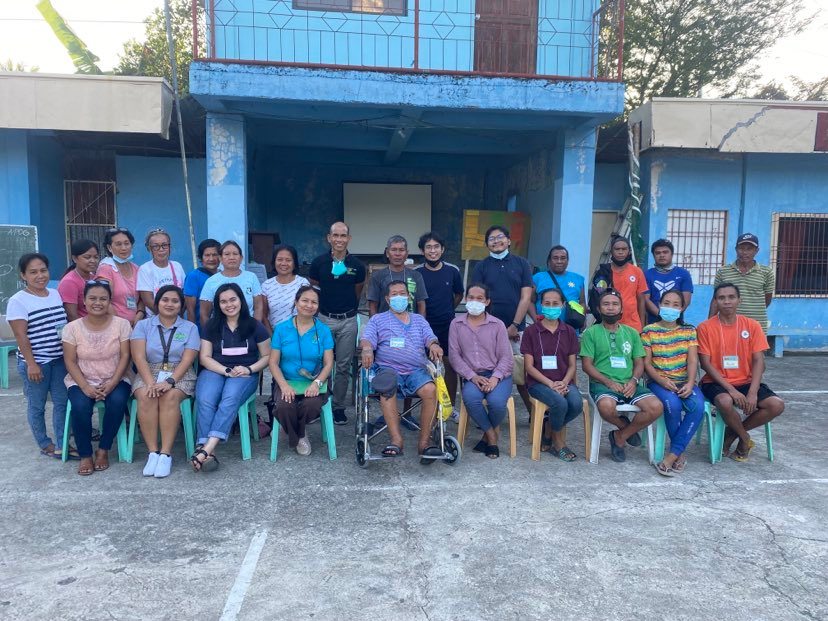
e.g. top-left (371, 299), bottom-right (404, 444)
top-left (511, 321), bottom-right (520, 329)
top-left (165, 377), bottom-right (176, 387)
top-left (314, 379), bottom-right (324, 388)
top-left (246, 365), bottom-right (253, 375)
top-left (224, 366), bottom-right (233, 375)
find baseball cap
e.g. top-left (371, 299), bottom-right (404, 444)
top-left (736, 233), bottom-right (759, 247)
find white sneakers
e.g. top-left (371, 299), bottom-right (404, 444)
top-left (143, 452), bottom-right (173, 478)
top-left (296, 437), bottom-right (311, 456)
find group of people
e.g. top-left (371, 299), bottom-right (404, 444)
top-left (8, 221), bottom-right (785, 477)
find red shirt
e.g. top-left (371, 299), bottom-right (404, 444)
top-left (697, 314), bottom-right (768, 386)
top-left (520, 320), bottom-right (579, 386)
top-left (612, 263), bottom-right (648, 332)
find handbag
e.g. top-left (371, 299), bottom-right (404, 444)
top-left (548, 271), bottom-right (586, 330)
top-left (512, 354), bottom-right (525, 386)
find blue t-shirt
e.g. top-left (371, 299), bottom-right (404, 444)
top-left (532, 270), bottom-right (585, 317)
top-left (271, 318), bottom-right (334, 381)
top-left (645, 265), bottom-right (694, 323)
top-left (415, 262), bottom-right (464, 326)
top-left (183, 268), bottom-right (214, 331)
top-left (199, 270), bottom-right (262, 310)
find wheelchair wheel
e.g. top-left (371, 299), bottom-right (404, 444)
top-left (356, 439), bottom-right (368, 468)
top-left (443, 436), bottom-right (461, 465)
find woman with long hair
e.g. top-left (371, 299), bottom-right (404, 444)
top-left (58, 239), bottom-right (100, 321)
top-left (261, 244), bottom-right (309, 333)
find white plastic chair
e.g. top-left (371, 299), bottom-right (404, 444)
top-left (587, 393), bottom-right (656, 464)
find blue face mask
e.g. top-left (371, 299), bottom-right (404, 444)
top-left (489, 249), bottom-right (509, 260)
top-left (541, 306), bottom-right (563, 320)
top-left (112, 253), bottom-right (134, 264)
top-left (331, 260), bottom-right (347, 278)
top-left (389, 295), bottom-right (409, 313)
top-left (659, 306), bottom-right (681, 322)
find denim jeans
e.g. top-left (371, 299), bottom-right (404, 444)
top-left (68, 381), bottom-right (131, 458)
top-left (195, 370), bottom-right (259, 444)
top-left (648, 382), bottom-right (705, 456)
top-left (318, 314), bottom-right (358, 410)
top-left (527, 383), bottom-right (583, 431)
top-left (461, 371), bottom-right (513, 432)
top-left (17, 357), bottom-right (68, 450)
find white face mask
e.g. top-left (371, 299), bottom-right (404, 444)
top-left (489, 249), bottom-right (509, 260)
top-left (466, 301), bottom-right (486, 316)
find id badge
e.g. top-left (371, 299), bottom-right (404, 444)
top-left (541, 355), bottom-right (558, 370)
top-left (390, 337), bottom-right (405, 348)
top-left (610, 356), bottom-right (628, 369)
top-left (222, 346), bottom-right (248, 356)
top-left (126, 296), bottom-right (137, 310)
top-left (156, 370), bottom-right (173, 383)
top-left (723, 355), bottom-right (739, 369)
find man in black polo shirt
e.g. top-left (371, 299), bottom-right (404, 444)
top-left (471, 224), bottom-right (535, 411)
top-left (309, 222), bottom-right (366, 425)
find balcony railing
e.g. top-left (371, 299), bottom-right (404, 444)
top-left (192, 0), bottom-right (623, 81)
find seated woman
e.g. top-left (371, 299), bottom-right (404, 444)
top-left (62, 281), bottom-right (132, 475)
top-left (130, 285), bottom-right (201, 478)
top-left (447, 283), bottom-right (513, 459)
top-left (642, 290), bottom-right (706, 476)
top-left (521, 287), bottom-right (583, 461)
top-left (193, 283), bottom-right (270, 471)
top-left (262, 244), bottom-right (310, 333)
top-left (268, 286), bottom-right (334, 456)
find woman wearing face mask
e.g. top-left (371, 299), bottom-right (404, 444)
top-left (199, 241), bottom-right (264, 326)
top-left (58, 239), bottom-right (100, 321)
top-left (521, 288), bottom-right (582, 461)
top-left (261, 244), bottom-right (309, 334)
top-left (96, 227), bottom-right (144, 326)
top-left (642, 290), bottom-right (706, 476)
top-left (268, 286), bottom-right (334, 456)
top-left (137, 229), bottom-right (186, 316)
top-left (447, 284), bottom-right (513, 459)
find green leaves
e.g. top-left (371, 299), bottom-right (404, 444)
top-left (36, 0), bottom-right (102, 75)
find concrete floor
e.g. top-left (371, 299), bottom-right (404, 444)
top-left (1, 355), bottom-right (826, 621)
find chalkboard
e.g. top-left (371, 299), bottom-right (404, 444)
top-left (0, 225), bottom-right (39, 315)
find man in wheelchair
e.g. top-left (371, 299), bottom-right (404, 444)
top-left (360, 281), bottom-right (444, 461)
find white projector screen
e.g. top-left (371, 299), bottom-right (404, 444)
top-left (344, 183), bottom-right (432, 255)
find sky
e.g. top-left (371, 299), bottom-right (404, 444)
top-left (0, 0), bottom-right (825, 88)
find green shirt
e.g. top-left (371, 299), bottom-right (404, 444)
top-left (580, 323), bottom-right (644, 384)
top-left (714, 262), bottom-right (774, 332)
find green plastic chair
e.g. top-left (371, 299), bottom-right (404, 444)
top-left (0, 345), bottom-right (16, 389)
top-left (652, 402), bottom-right (717, 464)
top-left (126, 397), bottom-right (197, 463)
top-left (709, 408), bottom-right (774, 462)
top-left (269, 393), bottom-right (337, 461)
top-left (237, 393), bottom-right (259, 460)
top-left (62, 400), bottom-right (129, 463)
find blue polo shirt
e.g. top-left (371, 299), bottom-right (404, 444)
top-left (130, 315), bottom-right (201, 365)
top-left (645, 265), bottom-right (694, 323)
top-left (271, 318), bottom-right (334, 382)
top-left (532, 270), bottom-right (585, 316)
top-left (471, 253), bottom-right (534, 329)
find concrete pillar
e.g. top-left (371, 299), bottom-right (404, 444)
top-left (552, 125), bottom-right (597, 279)
top-left (206, 113), bottom-right (247, 246)
top-left (0, 130), bottom-right (31, 225)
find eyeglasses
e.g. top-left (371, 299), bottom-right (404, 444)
top-left (86, 279), bottom-right (110, 286)
top-left (150, 243), bottom-right (170, 251)
top-left (487, 234), bottom-right (507, 242)
top-left (106, 227), bottom-right (130, 234)
top-left (423, 244), bottom-right (442, 251)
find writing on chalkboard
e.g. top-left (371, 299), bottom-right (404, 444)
top-left (0, 225), bottom-right (39, 315)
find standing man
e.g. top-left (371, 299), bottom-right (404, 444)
top-left (415, 231), bottom-right (464, 417)
top-left (709, 233), bottom-right (774, 333)
top-left (532, 245), bottom-right (586, 323)
top-left (366, 235), bottom-right (428, 316)
top-left (606, 236), bottom-right (649, 333)
top-left (471, 225), bottom-right (535, 412)
top-left (183, 238), bottom-right (221, 333)
top-left (644, 238), bottom-right (694, 325)
top-left (309, 222), bottom-right (366, 426)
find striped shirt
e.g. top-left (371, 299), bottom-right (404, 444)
top-left (640, 323), bottom-right (698, 382)
top-left (6, 289), bottom-right (67, 364)
top-left (362, 311), bottom-right (437, 374)
top-left (713, 262), bottom-right (774, 332)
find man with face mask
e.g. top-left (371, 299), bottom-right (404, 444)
top-left (606, 236), bottom-right (649, 332)
top-left (360, 281), bottom-right (444, 462)
top-left (366, 235), bottom-right (428, 316)
top-left (580, 290), bottom-right (663, 462)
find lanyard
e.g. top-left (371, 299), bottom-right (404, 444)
top-left (538, 323), bottom-right (562, 358)
top-left (169, 264), bottom-right (179, 287)
top-left (157, 325), bottom-right (178, 369)
top-left (294, 317), bottom-right (321, 371)
top-left (717, 315), bottom-right (741, 355)
top-left (603, 325), bottom-right (621, 352)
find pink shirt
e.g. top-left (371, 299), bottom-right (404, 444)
top-left (96, 258), bottom-right (139, 323)
top-left (62, 316), bottom-right (132, 388)
top-left (448, 313), bottom-right (514, 381)
top-left (57, 270), bottom-right (88, 318)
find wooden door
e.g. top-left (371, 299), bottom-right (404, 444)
top-left (473, 0), bottom-right (538, 75)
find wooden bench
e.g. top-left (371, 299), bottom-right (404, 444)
top-left (767, 327), bottom-right (828, 358)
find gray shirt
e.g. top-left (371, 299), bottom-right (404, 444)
top-left (130, 315), bottom-right (201, 365)
top-left (366, 266), bottom-right (428, 314)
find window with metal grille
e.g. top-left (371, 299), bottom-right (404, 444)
top-left (771, 213), bottom-right (828, 297)
top-left (64, 181), bottom-right (117, 262)
top-left (293, 0), bottom-right (406, 16)
top-left (666, 209), bottom-right (728, 285)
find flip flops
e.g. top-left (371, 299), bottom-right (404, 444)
top-left (654, 461), bottom-right (675, 477)
top-left (555, 446), bottom-right (576, 462)
top-left (485, 445), bottom-right (500, 459)
top-left (382, 444), bottom-right (403, 457)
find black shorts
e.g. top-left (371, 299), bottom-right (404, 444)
top-left (700, 381), bottom-right (777, 404)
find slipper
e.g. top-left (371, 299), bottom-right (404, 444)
top-left (419, 445), bottom-right (442, 465)
top-left (608, 430), bottom-right (626, 462)
top-left (555, 446), bottom-right (576, 462)
top-left (472, 439), bottom-right (487, 453)
top-left (382, 444), bottom-right (403, 457)
top-left (77, 457), bottom-right (94, 476)
top-left (672, 455), bottom-right (686, 473)
top-left (729, 449), bottom-right (749, 463)
top-left (40, 444), bottom-right (59, 458)
top-left (485, 445), bottom-right (500, 459)
top-left (93, 456), bottom-right (110, 472)
top-left (53, 446), bottom-right (81, 461)
top-left (654, 461), bottom-right (675, 477)
top-left (200, 454), bottom-right (220, 472)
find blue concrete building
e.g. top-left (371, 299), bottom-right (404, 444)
top-left (629, 98), bottom-right (828, 352)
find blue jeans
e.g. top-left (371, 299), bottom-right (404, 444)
top-left (17, 357), bottom-right (68, 450)
top-left (527, 383), bottom-right (583, 431)
top-left (648, 382), bottom-right (706, 456)
top-left (195, 370), bottom-right (258, 444)
top-left (68, 381), bottom-right (131, 458)
top-left (461, 371), bottom-right (513, 432)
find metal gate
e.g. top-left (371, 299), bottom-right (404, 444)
top-left (64, 180), bottom-right (117, 261)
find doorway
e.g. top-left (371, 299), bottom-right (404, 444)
top-left (473, 0), bottom-right (538, 74)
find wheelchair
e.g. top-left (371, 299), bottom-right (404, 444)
top-left (354, 361), bottom-right (462, 468)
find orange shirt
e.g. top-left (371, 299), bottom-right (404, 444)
top-left (697, 314), bottom-right (768, 386)
top-left (611, 263), bottom-right (648, 332)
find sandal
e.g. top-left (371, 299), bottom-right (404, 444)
top-left (654, 461), bottom-right (675, 477)
top-left (555, 446), bottom-right (576, 462)
top-left (672, 455), bottom-right (687, 473)
top-left (93, 450), bottom-right (109, 471)
top-left (77, 457), bottom-right (94, 476)
top-left (382, 444), bottom-right (403, 457)
top-left (485, 445), bottom-right (500, 459)
top-left (40, 444), bottom-right (57, 457)
top-left (201, 453), bottom-right (220, 472)
top-left (191, 448), bottom-right (209, 472)
top-left (729, 448), bottom-right (749, 463)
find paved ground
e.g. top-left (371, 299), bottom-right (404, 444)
top-left (1, 355), bottom-right (826, 621)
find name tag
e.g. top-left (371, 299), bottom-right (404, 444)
top-left (723, 355), bottom-right (740, 369)
top-left (610, 356), bottom-right (628, 369)
top-left (222, 346), bottom-right (248, 356)
top-left (126, 296), bottom-right (138, 310)
top-left (156, 371), bottom-right (173, 383)
top-left (541, 355), bottom-right (558, 370)
top-left (390, 337), bottom-right (405, 349)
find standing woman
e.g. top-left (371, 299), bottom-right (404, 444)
top-left (130, 285), bottom-right (200, 478)
top-left (447, 283), bottom-right (514, 459)
top-left (96, 227), bottom-right (144, 326)
top-left (642, 290), bottom-right (706, 476)
top-left (58, 239), bottom-right (100, 321)
top-left (137, 228), bottom-right (186, 316)
top-left (268, 285), bottom-right (334, 456)
top-left (199, 241), bottom-right (264, 326)
top-left (193, 283), bottom-right (270, 471)
top-left (62, 281), bottom-right (132, 475)
top-left (261, 244), bottom-right (309, 333)
top-left (521, 288), bottom-right (583, 461)
top-left (7, 253), bottom-right (74, 459)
